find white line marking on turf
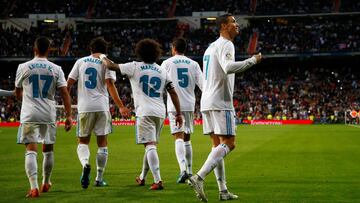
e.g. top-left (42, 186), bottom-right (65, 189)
top-left (347, 124), bottom-right (360, 129)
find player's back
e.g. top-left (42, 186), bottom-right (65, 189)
top-left (162, 55), bottom-right (202, 112)
top-left (121, 61), bottom-right (169, 118)
top-left (68, 55), bottom-right (115, 113)
top-left (201, 37), bottom-right (235, 111)
top-left (15, 57), bottom-right (66, 123)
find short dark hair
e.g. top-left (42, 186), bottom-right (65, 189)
top-left (34, 36), bottom-right (50, 55)
top-left (135, 38), bottom-right (162, 63)
top-left (172, 37), bottom-right (187, 54)
top-left (90, 37), bottom-right (109, 53)
top-left (216, 13), bottom-right (233, 30)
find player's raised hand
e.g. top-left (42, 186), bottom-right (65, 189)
top-left (64, 116), bottom-right (72, 132)
top-left (254, 52), bottom-right (263, 64)
top-left (99, 54), bottom-right (119, 71)
top-left (119, 106), bottom-right (131, 119)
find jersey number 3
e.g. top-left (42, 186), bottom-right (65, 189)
top-left (140, 75), bottom-right (161, 98)
top-left (85, 68), bottom-right (97, 89)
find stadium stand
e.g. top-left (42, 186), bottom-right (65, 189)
top-left (0, 0), bottom-right (359, 124)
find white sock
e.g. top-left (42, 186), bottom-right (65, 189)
top-left (213, 148), bottom-right (227, 192)
top-left (175, 139), bottom-right (187, 173)
top-left (184, 141), bottom-right (193, 175)
top-left (146, 145), bottom-right (161, 183)
top-left (77, 144), bottom-right (90, 167)
top-left (25, 151), bottom-right (38, 189)
top-left (96, 147), bottom-right (108, 181)
top-left (42, 151), bottom-right (54, 184)
top-left (139, 150), bottom-right (149, 180)
top-left (197, 144), bottom-right (230, 180)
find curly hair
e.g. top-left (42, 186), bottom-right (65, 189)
top-left (135, 38), bottom-right (162, 63)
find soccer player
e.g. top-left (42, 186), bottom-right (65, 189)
top-left (15, 36), bottom-right (72, 198)
top-left (67, 37), bottom-right (130, 188)
top-left (189, 13), bottom-right (262, 202)
top-left (100, 38), bottom-right (183, 190)
top-left (0, 89), bottom-right (14, 96)
top-left (160, 37), bottom-right (203, 183)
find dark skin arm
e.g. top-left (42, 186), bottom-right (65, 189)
top-left (100, 56), bottom-right (120, 72)
top-left (15, 87), bottom-right (22, 100)
top-left (106, 79), bottom-right (131, 119)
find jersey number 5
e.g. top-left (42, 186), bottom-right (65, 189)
top-left (140, 75), bottom-right (161, 98)
top-left (177, 68), bottom-right (189, 88)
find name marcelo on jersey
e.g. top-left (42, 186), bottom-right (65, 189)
top-left (140, 64), bottom-right (161, 73)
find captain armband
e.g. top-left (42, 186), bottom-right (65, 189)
top-left (165, 82), bottom-right (174, 91)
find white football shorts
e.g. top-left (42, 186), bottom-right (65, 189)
top-left (77, 111), bottom-right (112, 137)
top-left (202, 110), bottom-right (236, 136)
top-left (135, 116), bottom-right (164, 144)
top-left (17, 123), bottom-right (57, 144)
top-left (168, 111), bottom-right (194, 134)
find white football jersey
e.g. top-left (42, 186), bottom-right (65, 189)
top-left (161, 55), bottom-right (203, 112)
top-left (68, 55), bottom-right (116, 113)
top-left (15, 57), bottom-right (67, 123)
top-left (201, 37), bottom-right (237, 111)
top-left (120, 61), bottom-right (172, 118)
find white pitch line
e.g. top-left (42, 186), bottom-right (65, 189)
top-left (347, 124), bottom-right (360, 129)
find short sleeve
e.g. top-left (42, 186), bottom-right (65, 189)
top-left (119, 62), bottom-right (136, 77)
top-left (57, 67), bottom-right (67, 88)
top-left (105, 69), bottom-right (117, 81)
top-left (15, 64), bottom-right (24, 88)
top-left (160, 60), bottom-right (170, 73)
top-left (68, 60), bottom-right (80, 81)
top-left (194, 62), bottom-right (203, 91)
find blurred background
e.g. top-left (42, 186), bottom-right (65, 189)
top-left (0, 0), bottom-right (359, 124)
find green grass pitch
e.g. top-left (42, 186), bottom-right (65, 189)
top-left (0, 125), bottom-right (359, 202)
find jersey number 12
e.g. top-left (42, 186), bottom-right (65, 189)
top-left (140, 75), bottom-right (161, 98)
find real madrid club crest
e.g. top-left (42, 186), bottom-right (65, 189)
top-left (226, 52), bottom-right (233, 60)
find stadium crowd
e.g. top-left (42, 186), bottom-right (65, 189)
top-left (253, 16), bottom-right (360, 54)
top-left (1, 0), bottom-right (359, 124)
top-left (2, 0), bottom-right (358, 18)
top-left (1, 15), bottom-right (359, 57)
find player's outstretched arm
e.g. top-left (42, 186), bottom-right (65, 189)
top-left (224, 53), bottom-right (263, 74)
top-left (59, 86), bottom-right (72, 132)
top-left (99, 54), bottom-right (120, 72)
top-left (167, 87), bottom-right (183, 128)
top-left (0, 89), bottom-right (15, 97)
top-left (105, 79), bottom-right (131, 119)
